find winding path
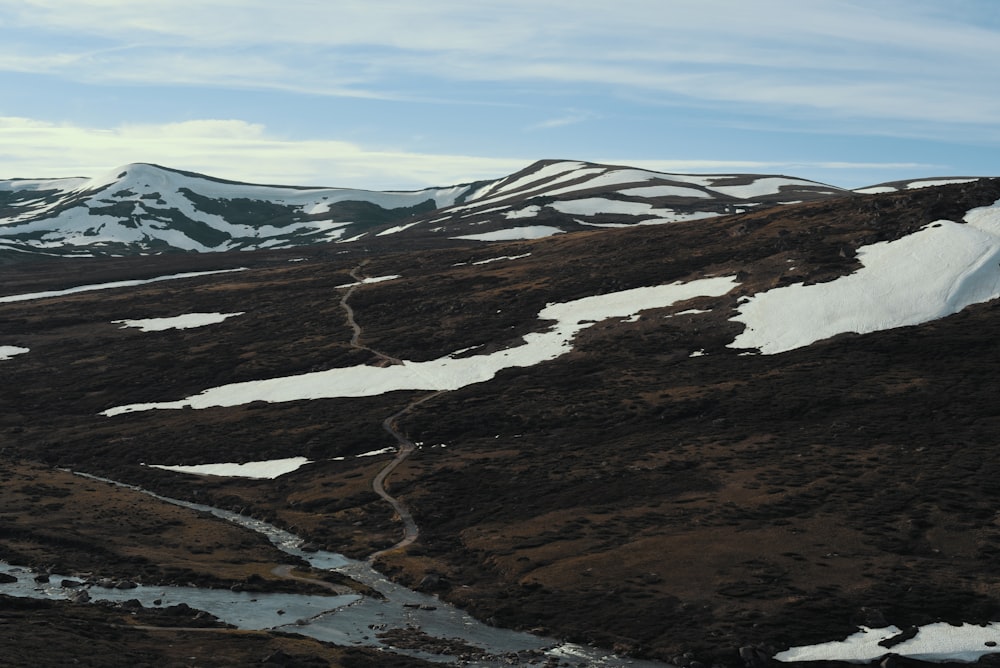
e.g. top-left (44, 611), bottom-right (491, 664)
top-left (339, 262), bottom-right (436, 559)
top-left (339, 263), bottom-right (403, 367)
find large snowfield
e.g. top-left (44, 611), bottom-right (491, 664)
top-left (730, 199), bottom-right (1000, 354)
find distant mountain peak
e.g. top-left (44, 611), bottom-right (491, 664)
top-left (0, 160), bottom-right (990, 260)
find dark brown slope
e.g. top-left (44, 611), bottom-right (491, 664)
top-left (3, 179), bottom-right (1000, 666)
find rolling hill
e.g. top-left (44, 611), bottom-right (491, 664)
top-left (5, 159), bottom-right (978, 260)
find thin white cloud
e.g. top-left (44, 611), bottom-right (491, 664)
top-left (0, 116), bottom-right (528, 188)
top-left (1, 0), bottom-right (999, 128)
top-left (0, 115), bottom-right (944, 189)
top-left (527, 110), bottom-right (598, 131)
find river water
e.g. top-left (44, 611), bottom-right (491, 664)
top-left (0, 472), bottom-right (669, 667)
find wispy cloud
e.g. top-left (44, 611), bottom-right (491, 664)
top-left (0, 116), bottom-right (528, 188)
top-left (3, 0), bottom-right (999, 129)
top-left (0, 1), bottom-right (997, 186)
top-left (0, 115), bottom-right (945, 189)
top-left (527, 110), bottom-right (598, 131)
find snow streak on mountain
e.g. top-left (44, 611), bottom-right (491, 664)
top-left (4, 159), bottom-right (969, 259)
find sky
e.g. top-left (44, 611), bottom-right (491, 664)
top-left (1, 0), bottom-right (999, 190)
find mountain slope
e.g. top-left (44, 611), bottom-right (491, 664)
top-left (3, 175), bottom-right (1000, 665)
top-left (374, 159), bottom-right (850, 243)
top-left (3, 159), bottom-right (958, 260)
top-left (0, 162), bottom-right (469, 258)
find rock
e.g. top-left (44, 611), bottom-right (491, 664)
top-left (61, 579), bottom-right (83, 588)
top-left (69, 589), bottom-right (90, 603)
top-left (115, 580), bottom-right (137, 589)
top-left (0, 573), bottom-right (17, 584)
top-left (879, 626), bottom-right (919, 649)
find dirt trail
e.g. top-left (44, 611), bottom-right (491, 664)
top-left (339, 263), bottom-right (437, 559)
top-left (339, 263), bottom-right (403, 367)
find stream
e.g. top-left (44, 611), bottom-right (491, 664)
top-left (0, 472), bottom-right (670, 667)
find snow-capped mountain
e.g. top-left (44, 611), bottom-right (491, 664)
top-left (379, 159), bottom-right (851, 242)
top-left (0, 162), bottom-right (470, 258)
top-left (5, 159), bottom-right (983, 259)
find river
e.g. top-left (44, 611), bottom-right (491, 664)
top-left (0, 472), bottom-right (670, 667)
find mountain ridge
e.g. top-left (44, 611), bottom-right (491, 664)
top-left (2, 159), bottom-right (988, 260)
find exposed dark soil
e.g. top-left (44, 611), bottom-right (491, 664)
top-left (4, 179), bottom-right (1000, 666)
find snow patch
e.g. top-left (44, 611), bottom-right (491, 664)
top-left (147, 457), bottom-right (311, 479)
top-left (0, 268), bottom-right (247, 303)
top-left (854, 186), bottom-right (899, 194)
top-left (730, 199), bottom-right (1000, 354)
top-left (452, 226), bottom-right (564, 241)
top-left (101, 276), bottom-right (739, 416)
top-left (504, 205), bottom-right (542, 219)
top-left (776, 623), bottom-right (1000, 664)
top-left (618, 185), bottom-right (711, 198)
top-left (472, 253), bottom-right (532, 265)
top-left (114, 312), bottom-right (244, 332)
top-left (334, 275), bottom-right (401, 288)
top-left (907, 178), bottom-right (980, 190)
top-left (0, 346), bottom-right (29, 360)
top-left (709, 177), bottom-right (826, 199)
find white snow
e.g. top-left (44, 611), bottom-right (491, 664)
top-left (0, 163), bottom-right (471, 252)
top-left (451, 226), bottom-right (564, 241)
top-left (147, 456), bottom-right (311, 479)
top-left (854, 186), bottom-right (899, 194)
top-left (578, 221), bottom-right (630, 228)
top-left (549, 198), bottom-right (655, 216)
top-left (0, 346), bottom-right (29, 360)
top-left (487, 161), bottom-right (589, 197)
top-left (334, 275), bottom-right (401, 288)
top-left (775, 626), bottom-right (903, 663)
top-left (548, 198), bottom-right (719, 224)
top-left (504, 205), bottom-right (542, 219)
top-left (618, 185), bottom-right (712, 199)
top-left (445, 164), bottom-right (604, 214)
top-left (907, 178), bottom-right (980, 190)
top-left (101, 275), bottom-right (738, 416)
top-left (542, 169), bottom-right (661, 198)
top-left (775, 623), bottom-right (1000, 663)
top-left (356, 447), bottom-right (395, 457)
top-left (729, 199), bottom-right (1000, 355)
top-left (376, 220), bottom-right (424, 236)
top-left (114, 312), bottom-right (244, 332)
top-left (637, 211), bottom-right (718, 224)
top-left (0, 268), bottom-right (247, 303)
top-left (708, 176), bottom-right (821, 199)
top-left (472, 253), bottom-right (532, 265)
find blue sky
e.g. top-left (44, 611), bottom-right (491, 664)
top-left (1, 0), bottom-right (998, 189)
